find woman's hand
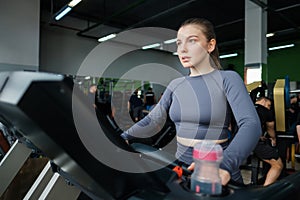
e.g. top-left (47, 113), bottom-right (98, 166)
top-left (188, 162), bottom-right (195, 171)
top-left (187, 162), bottom-right (195, 171)
top-left (219, 169), bottom-right (231, 185)
top-left (187, 162), bottom-right (231, 185)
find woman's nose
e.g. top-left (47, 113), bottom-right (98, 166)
top-left (178, 43), bottom-right (187, 53)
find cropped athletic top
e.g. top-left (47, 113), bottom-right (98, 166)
top-left (121, 70), bottom-right (261, 178)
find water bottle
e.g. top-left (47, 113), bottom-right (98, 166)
top-left (190, 140), bottom-right (223, 195)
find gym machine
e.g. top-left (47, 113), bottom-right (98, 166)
top-left (273, 76), bottom-right (299, 170)
top-left (1, 71), bottom-right (300, 199)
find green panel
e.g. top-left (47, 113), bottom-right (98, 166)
top-left (261, 63), bottom-right (267, 83)
top-left (220, 53), bottom-right (245, 78)
top-left (267, 40), bottom-right (300, 82)
top-left (220, 39), bottom-right (300, 83)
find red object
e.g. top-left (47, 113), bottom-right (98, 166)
top-left (172, 166), bottom-right (183, 178)
top-left (193, 149), bottom-right (219, 161)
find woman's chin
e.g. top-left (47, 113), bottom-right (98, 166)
top-left (182, 64), bottom-right (193, 69)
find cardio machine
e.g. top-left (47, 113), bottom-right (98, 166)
top-left (0, 71), bottom-right (300, 200)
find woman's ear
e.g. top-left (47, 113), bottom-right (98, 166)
top-left (207, 39), bottom-right (216, 53)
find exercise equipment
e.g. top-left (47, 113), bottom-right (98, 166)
top-left (273, 76), bottom-right (299, 170)
top-left (1, 71), bottom-right (300, 199)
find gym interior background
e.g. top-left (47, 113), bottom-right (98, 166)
top-left (1, 0), bottom-right (300, 199)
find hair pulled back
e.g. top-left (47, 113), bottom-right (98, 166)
top-left (180, 18), bottom-right (222, 69)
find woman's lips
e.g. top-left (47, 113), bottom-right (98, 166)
top-left (181, 56), bottom-right (190, 62)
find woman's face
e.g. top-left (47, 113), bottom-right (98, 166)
top-left (176, 24), bottom-right (215, 69)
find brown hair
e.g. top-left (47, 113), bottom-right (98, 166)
top-left (179, 18), bottom-right (222, 69)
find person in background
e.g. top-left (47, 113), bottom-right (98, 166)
top-left (295, 112), bottom-right (300, 144)
top-left (287, 95), bottom-right (300, 130)
top-left (249, 80), bottom-right (268, 104)
top-left (128, 89), bottom-right (144, 122)
top-left (144, 87), bottom-right (156, 111)
top-left (121, 18), bottom-right (261, 185)
top-left (253, 97), bottom-right (283, 186)
top-left (88, 84), bottom-right (98, 108)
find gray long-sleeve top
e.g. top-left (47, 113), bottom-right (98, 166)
top-left (122, 70), bottom-right (261, 178)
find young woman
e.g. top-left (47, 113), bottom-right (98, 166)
top-left (121, 18), bottom-right (261, 185)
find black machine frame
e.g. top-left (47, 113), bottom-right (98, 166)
top-left (0, 71), bottom-right (300, 200)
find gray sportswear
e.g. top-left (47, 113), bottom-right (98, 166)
top-left (122, 70), bottom-right (261, 180)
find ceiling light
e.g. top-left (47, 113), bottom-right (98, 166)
top-left (68, 0), bottom-right (82, 7)
top-left (54, 0), bottom-right (82, 21)
top-left (98, 33), bottom-right (117, 42)
top-left (219, 53), bottom-right (238, 59)
top-left (268, 44), bottom-right (295, 51)
top-left (266, 33), bottom-right (275, 37)
top-left (164, 38), bottom-right (177, 44)
top-left (55, 6), bottom-right (72, 21)
top-left (142, 43), bottom-right (161, 50)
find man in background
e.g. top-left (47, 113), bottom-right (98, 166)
top-left (128, 89), bottom-right (144, 122)
top-left (144, 87), bottom-right (156, 111)
top-left (253, 97), bottom-right (283, 186)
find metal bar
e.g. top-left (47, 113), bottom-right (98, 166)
top-left (124, 0), bottom-right (197, 30)
top-left (23, 161), bottom-right (53, 200)
top-left (0, 140), bottom-right (32, 196)
top-left (78, 0), bottom-right (146, 35)
top-left (250, 0), bottom-right (300, 31)
top-left (290, 89), bottom-right (300, 93)
top-left (38, 173), bottom-right (81, 200)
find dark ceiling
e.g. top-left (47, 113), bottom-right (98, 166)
top-left (41, 0), bottom-right (300, 53)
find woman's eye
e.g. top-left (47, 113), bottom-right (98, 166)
top-left (189, 39), bottom-right (196, 43)
top-left (176, 41), bottom-right (181, 46)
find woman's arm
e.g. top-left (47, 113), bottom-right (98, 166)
top-left (221, 71), bottom-right (261, 175)
top-left (121, 87), bottom-right (173, 141)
